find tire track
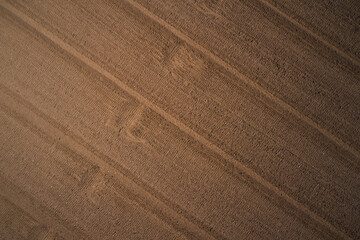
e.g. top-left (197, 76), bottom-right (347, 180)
top-left (0, 3), bottom-right (352, 239)
top-left (0, 194), bottom-right (48, 239)
top-left (0, 85), bottom-right (222, 240)
top-left (126, 0), bottom-right (360, 162)
top-left (258, 0), bottom-right (360, 67)
top-left (241, 0), bottom-right (359, 77)
top-left (0, 76), bottom-right (344, 240)
top-left (39, 0), bottom-right (360, 172)
top-left (0, 174), bottom-right (88, 239)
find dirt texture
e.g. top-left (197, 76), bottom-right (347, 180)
top-left (0, 0), bottom-right (359, 239)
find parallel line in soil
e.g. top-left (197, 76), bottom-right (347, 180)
top-left (0, 65), bottom-right (343, 240)
top-left (0, 174), bottom-right (89, 239)
top-left (0, 83), bottom-right (222, 240)
top-left (0, 3), bottom-right (351, 239)
top-left (258, 0), bottom-right (360, 67)
top-left (127, 0), bottom-right (360, 162)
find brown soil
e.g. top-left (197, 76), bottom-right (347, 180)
top-left (0, 0), bottom-right (359, 239)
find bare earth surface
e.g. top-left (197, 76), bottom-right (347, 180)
top-left (0, 0), bottom-right (359, 239)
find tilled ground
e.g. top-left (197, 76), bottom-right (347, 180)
top-left (0, 0), bottom-right (359, 239)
